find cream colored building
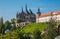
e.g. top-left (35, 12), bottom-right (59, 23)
top-left (36, 11), bottom-right (60, 23)
top-left (16, 22), bottom-right (26, 27)
top-left (16, 21), bottom-right (30, 27)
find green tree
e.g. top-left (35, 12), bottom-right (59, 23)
top-left (34, 29), bottom-right (41, 39)
top-left (24, 33), bottom-right (33, 39)
top-left (10, 18), bottom-right (17, 31)
top-left (42, 18), bottom-right (58, 39)
top-left (0, 17), bottom-right (4, 33)
top-left (18, 31), bottom-right (24, 39)
top-left (4, 20), bottom-right (11, 30)
top-left (11, 25), bottom-right (17, 31)
top-left (16, 18), bottom-right (23, 23)
top-left (11, 18), bottom-right (15, 24)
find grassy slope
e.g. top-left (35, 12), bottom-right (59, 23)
top-left (21, 23), bottom-right (48, 33)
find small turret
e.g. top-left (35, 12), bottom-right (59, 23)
top-left (37, 8), bottom-right (41, 15)
top-left (37, 8), bottom-right (41, 18)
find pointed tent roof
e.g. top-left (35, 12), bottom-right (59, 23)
top-left (22, 7), bottom-right (24, 13)
top-left (25, 4), bottom-right (30, 14)
top-left (21, 7), bottom-right (25, 14)
top-left (26, 4), bottom-right (27, 12)
top-left (29, 9), bottom-right (33, 14)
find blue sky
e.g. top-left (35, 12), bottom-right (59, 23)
top-left (0, 0), bottom-right (60, 21)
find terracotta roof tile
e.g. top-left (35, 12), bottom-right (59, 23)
top-left (38, 11), bottom-right (60, 18)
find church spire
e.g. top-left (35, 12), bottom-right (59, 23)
top-left (25, 4), bottom-right (29, 13)
top-left (22, 7), bottom-right (23, 13)
top-left (16, 12), bottom-right (18, 18)
top-left (26, 4), bottom-right (28, 12)
top-left (29, 9), bottom-right (33, 14)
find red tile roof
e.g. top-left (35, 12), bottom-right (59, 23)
top-left (38, 11), bottom-right (60, 18)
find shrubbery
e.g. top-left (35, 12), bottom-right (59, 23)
top-left (0, 18), bottom-right (58, 39)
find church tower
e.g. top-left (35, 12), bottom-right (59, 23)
top-left (36, 8), bottom-right (41, 23)
top-left (37, 8), bottom-right (41, 18)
